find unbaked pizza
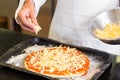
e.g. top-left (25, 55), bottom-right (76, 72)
top-left (24, 46), bottom-right (90, 78)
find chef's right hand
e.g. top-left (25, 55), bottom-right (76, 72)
top-left (16, 0), bottom-right (39, 33)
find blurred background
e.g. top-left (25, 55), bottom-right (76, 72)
top-left (0, 0), bottom-right (57, 38)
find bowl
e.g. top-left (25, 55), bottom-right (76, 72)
top-left (89, 7), bottom-right (120, 45)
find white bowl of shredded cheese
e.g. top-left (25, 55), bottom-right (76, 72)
top-left (89, 7), bottom-right (120, 44)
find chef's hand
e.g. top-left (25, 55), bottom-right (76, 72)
top-left (16, 0), bottom-right (40, 33)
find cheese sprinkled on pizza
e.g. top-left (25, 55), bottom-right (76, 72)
top-left (24, 46), bottom-right (90, 77)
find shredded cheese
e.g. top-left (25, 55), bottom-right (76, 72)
top-left (24, 46), bottom-right (90, 77)
top-left (94, 22), bottom-right (120, 39)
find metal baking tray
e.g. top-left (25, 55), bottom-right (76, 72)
top-left (0, 38), bottom-right (112, 80)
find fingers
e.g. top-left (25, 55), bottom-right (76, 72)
top-left (28, 17), bottom-right (42, 34)
top-left (16, 3), bottom-right (41, 34)
top-left (18, 18), bottom-right (35, 32)
top-left (30, 11), bottom-right (39, 26)
top-left (17, 9), bottom-right (35, 32)
top-left (17, 12), bottom-right (41, 34)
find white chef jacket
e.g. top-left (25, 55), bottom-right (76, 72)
top-left (16, 0), bottom-right (120, 55)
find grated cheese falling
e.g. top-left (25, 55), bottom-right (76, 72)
top-left (32, 23), bottom-right (42, 35)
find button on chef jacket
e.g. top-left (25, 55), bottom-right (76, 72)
top-left (16, 0), bottom-right (120, 55)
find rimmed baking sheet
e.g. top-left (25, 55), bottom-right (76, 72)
top-left (0, 38), bottom-right (112, 80)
